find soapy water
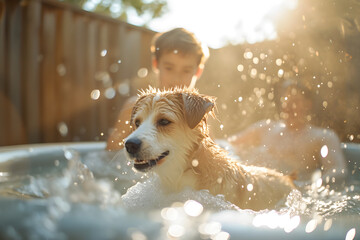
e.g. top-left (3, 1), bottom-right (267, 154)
top-left (0, 147), bottom-right (359, 240)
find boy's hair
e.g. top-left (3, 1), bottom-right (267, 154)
top-left (151, 28), bottom-right (209, 67)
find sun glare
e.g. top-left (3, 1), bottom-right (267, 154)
top-left (145, 0), bottom-right (298, 48)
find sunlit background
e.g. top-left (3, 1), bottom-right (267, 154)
top-left (83, 0), bottom-right (298, 48)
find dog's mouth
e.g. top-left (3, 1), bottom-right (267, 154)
top-left (133, 151), bottom-right (170, 171)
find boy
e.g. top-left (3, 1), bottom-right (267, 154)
top-left (228, 80), bottom-right (347, 183)
top-left (106, 28), bottom-right (209, 150)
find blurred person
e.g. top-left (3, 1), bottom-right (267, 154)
top-left (107, 28), bottom-right (209, 150)
top-left (228, 79), bottom-right (347, 183)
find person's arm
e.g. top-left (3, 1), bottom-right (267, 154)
top-left (106, 97), bottom-right (137, 151)
top-left (319, 130), bottom-right (348, 181)
top-left (227, 120), bottom-right (269, 150)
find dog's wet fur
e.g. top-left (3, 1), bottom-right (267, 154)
top-left (124, 87), bottom-right (295, 210)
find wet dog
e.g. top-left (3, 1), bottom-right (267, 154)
top-left (124, 87), bottom-right (295, 210)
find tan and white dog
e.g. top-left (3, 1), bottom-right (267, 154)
top-left (124, 87), bottom-right (295, 211)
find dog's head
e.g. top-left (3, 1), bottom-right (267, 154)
top-left (124, 87), bottom-right (215, 177)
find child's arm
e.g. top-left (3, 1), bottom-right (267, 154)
top-left (228, 120), bottom-right (268, 149)
top-left (320, 130), bottom-right (348, 181)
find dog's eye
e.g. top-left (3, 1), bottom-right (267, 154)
top-left (158, 119), bottom-right (171, 126)
top-left (134, 119), bottom-right (141, 128)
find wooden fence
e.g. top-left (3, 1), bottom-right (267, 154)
top-left (0, 0), bottom-right (156, 146)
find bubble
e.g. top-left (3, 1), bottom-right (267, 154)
top-left (327, 81), bottom-right (333, 88)
top-left (243, 51), bottom-right (253, 59)
top-left (105, 88), bottom-right (116, 99)
top-left (168, 224), bottom-right (185, 238)
top-left (247, 184), bottom-right (253, 191)
top-left (57, 122), bottom-right (68, 137)
top-left (90, 89), bottom-right (100, 100)
top-left (109, 63), bottom-right (119, 73)
top-left (284, 215), bottom-right (300, 233)
top-left (323, 219), bottom-right (332, 231)
top-left (161, 207), bottom-right (178, 221)
top-left (322, 101), bottom-right (328, 108)
top-left (199, 222), bottom-right (222, 236)
top-left (237, 64), bottom-right (244, 72)
top-left (253, 57), bottom-right (259, 64)
top-left (278, 69), bottom-right (284, 77)
top-left (220, 124), bottom-right (224, 130)
top-left (305, 219), bottom-right (317, 233)
top-left (238, 96), bottom-right (243, 102)
top-left (214, 232), bottom-right (230, 240)
top-left (184, 200), bottom-right (203, 217)
top-left (131, 231), bottom-right (147, 240)
top-left (349, 135), bottom-right (354, 141)
top-left (57, 64), bottom-right (67, 76)
top-left (275, 58), bottom-right (282, 66)
top-left (137, 68), bottom-right (148, 78)
top-left (268, 92), bottom-right (274, 100)
top-left (118, 82), bottom-right (130, 96)
top-left (250, 68), bottom-right (257, 78)
top-left (345, 228), bottom-right (356, 240)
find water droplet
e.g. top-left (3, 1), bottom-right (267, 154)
top-left (322, 101), bottom-right (328, 108)
top-left (349, 135), bottom-right (354, 141)
top-left (90, 89), bottom-right (100, 100)
top-left (100, 49), bottom-right (107, 57)
top-left (57, 122), bottom-right (68, 137)
top-left (321, 145), bottom-right (328, 158)
top-left (278, 69), bottom-right (284, 77)
top-left (109, 63), bottom-right (119, 73)
top-left (250, 68), bottom-right (257, 79)
top-left (237, 64), bottom-right (244, 72)
top-left (118, 82), bottom-right (130, 96)
top-left (192, 159), bottom-right (199, 167)
top-left (137, 68), bottom-right (148, 78)
top-left (244, 51), bottom-right (253, 59)
top-left (57, 64), bottom-right (67, 76)
top-left (105, 87), bottom-right (116, 99)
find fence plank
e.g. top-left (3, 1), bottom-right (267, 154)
top-left (0, 0), bottom-right (7, 145)
top-left (1, 0), bottom-right (156, 146)
top-left (40, 7), bottom-right (57, 142)
top-left (8, 0), bottom-right (26, 144)
top-left (23, 0), bottom-right (41, 143)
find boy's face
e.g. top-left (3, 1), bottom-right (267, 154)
top-left (154, 51), bottom-right (202, 89)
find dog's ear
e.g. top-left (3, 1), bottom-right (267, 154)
top-left (182, 93), bottom-right (215, 129)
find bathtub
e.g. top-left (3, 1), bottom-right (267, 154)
top-left (0, 142), bottom-right (359, 240)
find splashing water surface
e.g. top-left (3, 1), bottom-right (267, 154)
top-left (0, 144), bottom-right (359, 240)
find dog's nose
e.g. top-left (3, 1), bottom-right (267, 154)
top-left (125, 138), bottom-right (142, 154)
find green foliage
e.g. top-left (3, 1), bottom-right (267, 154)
top-left (59, 0), bottom-right (167, 24)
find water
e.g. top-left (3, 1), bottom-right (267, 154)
top-left (0, 144), bottom-right (359, 240)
